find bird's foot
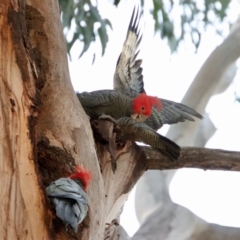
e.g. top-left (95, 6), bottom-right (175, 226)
top-left (97, 115), bottom-right (119, 173)
top-left (98, 114), bottom-right (118, 125)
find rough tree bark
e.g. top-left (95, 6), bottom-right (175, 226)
top-left (0, 1), bottom-right (152, 239)
top-left (1, 0), bottom-right (104, 239)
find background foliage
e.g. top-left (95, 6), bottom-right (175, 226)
top-left (59, 0), bottom-right (231, 58)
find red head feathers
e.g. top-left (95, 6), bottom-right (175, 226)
top-left (132, 93), bottom-right (162, 117)
top-left (69, 165), bottom-right (92, 191)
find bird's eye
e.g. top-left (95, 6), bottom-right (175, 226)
top-left (141, 106), bottom-right (145, 111)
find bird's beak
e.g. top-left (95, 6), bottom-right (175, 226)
top-left (131, 113), bottom-right (147, 122)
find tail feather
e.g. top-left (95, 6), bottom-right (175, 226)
top-left (156, 134), bottom-right (181, 161)
top-left (117, 117), bottom-right (181, 161)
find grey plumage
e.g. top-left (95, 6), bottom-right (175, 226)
top-left (145, 99), bottom-right (203, 130)
top-left (117, 117), bottom-right (180, 161)
top-left (113, 8), bottom-right (203, 130)
top-left (76, 90), bottom-right (133, 120)
top-left (46, 178), bottom-right (88, 232)
top-left (77, 89), bottom-right (160, 123)
top-left (113, 7), bottom-right (145, 96)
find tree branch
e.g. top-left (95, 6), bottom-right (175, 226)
top-left (135, 16), bottom-right (240, 235)
top-left (143, 146), bottom-right (240, 171)
top-left (94, 119), bottom-right (240, 234)
top-left (102, 144), bottom-right (240, 240)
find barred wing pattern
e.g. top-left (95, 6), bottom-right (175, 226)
top-left (146, 99), bottom-right (203, 130)
top-left (113, 8), bottom-right (203, 130)
top-left (117, 117), bottom-right (181, 161)
top-left (46, 178), bottom-right (88, 232)
top-left (113, 7), bottom-right (145, 96)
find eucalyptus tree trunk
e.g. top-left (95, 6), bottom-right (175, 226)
top-left (0, 0), bottom-right (104, 239)
top-left (0, 1), bottom-right (150, 239)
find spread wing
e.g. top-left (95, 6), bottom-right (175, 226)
top-left (113, 7), bottom-right (145, 96)
top-left (113, 7), bottom-right (203, 130)
top-left (145, 99), bottom-right (204, 130)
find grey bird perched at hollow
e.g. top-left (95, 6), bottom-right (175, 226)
top-left (46, 166), bottom-right (91, 232)
top-left (113, 7), bottom-right (203, 130)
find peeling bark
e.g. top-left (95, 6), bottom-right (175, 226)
top-left (93, 120), bottom-right (147, 223)
top-left (1, 0), bottom-right (50, 239)
top-left (104, 220), bottom-right (131, 240)
top-left (1, 0), bottom-right (104, 239)
top-left (25, 0), bottom-right (105, 239)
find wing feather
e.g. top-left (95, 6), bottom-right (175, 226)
top-left (113, 7), bottom-right (203, 130)
top-left (145, 99), bottom-right (203, 130)
top-left (113, 7), bottom-right (145, 95)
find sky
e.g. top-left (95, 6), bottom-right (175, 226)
top-left (68, 0), bottom-right (240, 237)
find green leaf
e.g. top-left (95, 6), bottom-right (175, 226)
top-left (79, 25), bottom-right (93, 58)
top-left (114, 0), bottom-right (121, 6)
top-left (61, 0), bottom-right (74, 28)
top-left (168, 36), bottom-right (178, 53)
top-left (59, 0), bottom-right (233, 59)
top-left (98, 26), bottom-right (108, 56)
top-left (104, 19), bottom-right (113, 30)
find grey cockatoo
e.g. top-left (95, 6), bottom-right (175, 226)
top-left (76, 90), bottom-right (179, 169)
top-left (76, 89), bottom-right (162, 122)
top-left (46, 166), bottom-right (92, 232)
top-left (113, 7), bottom-right (203, 130)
